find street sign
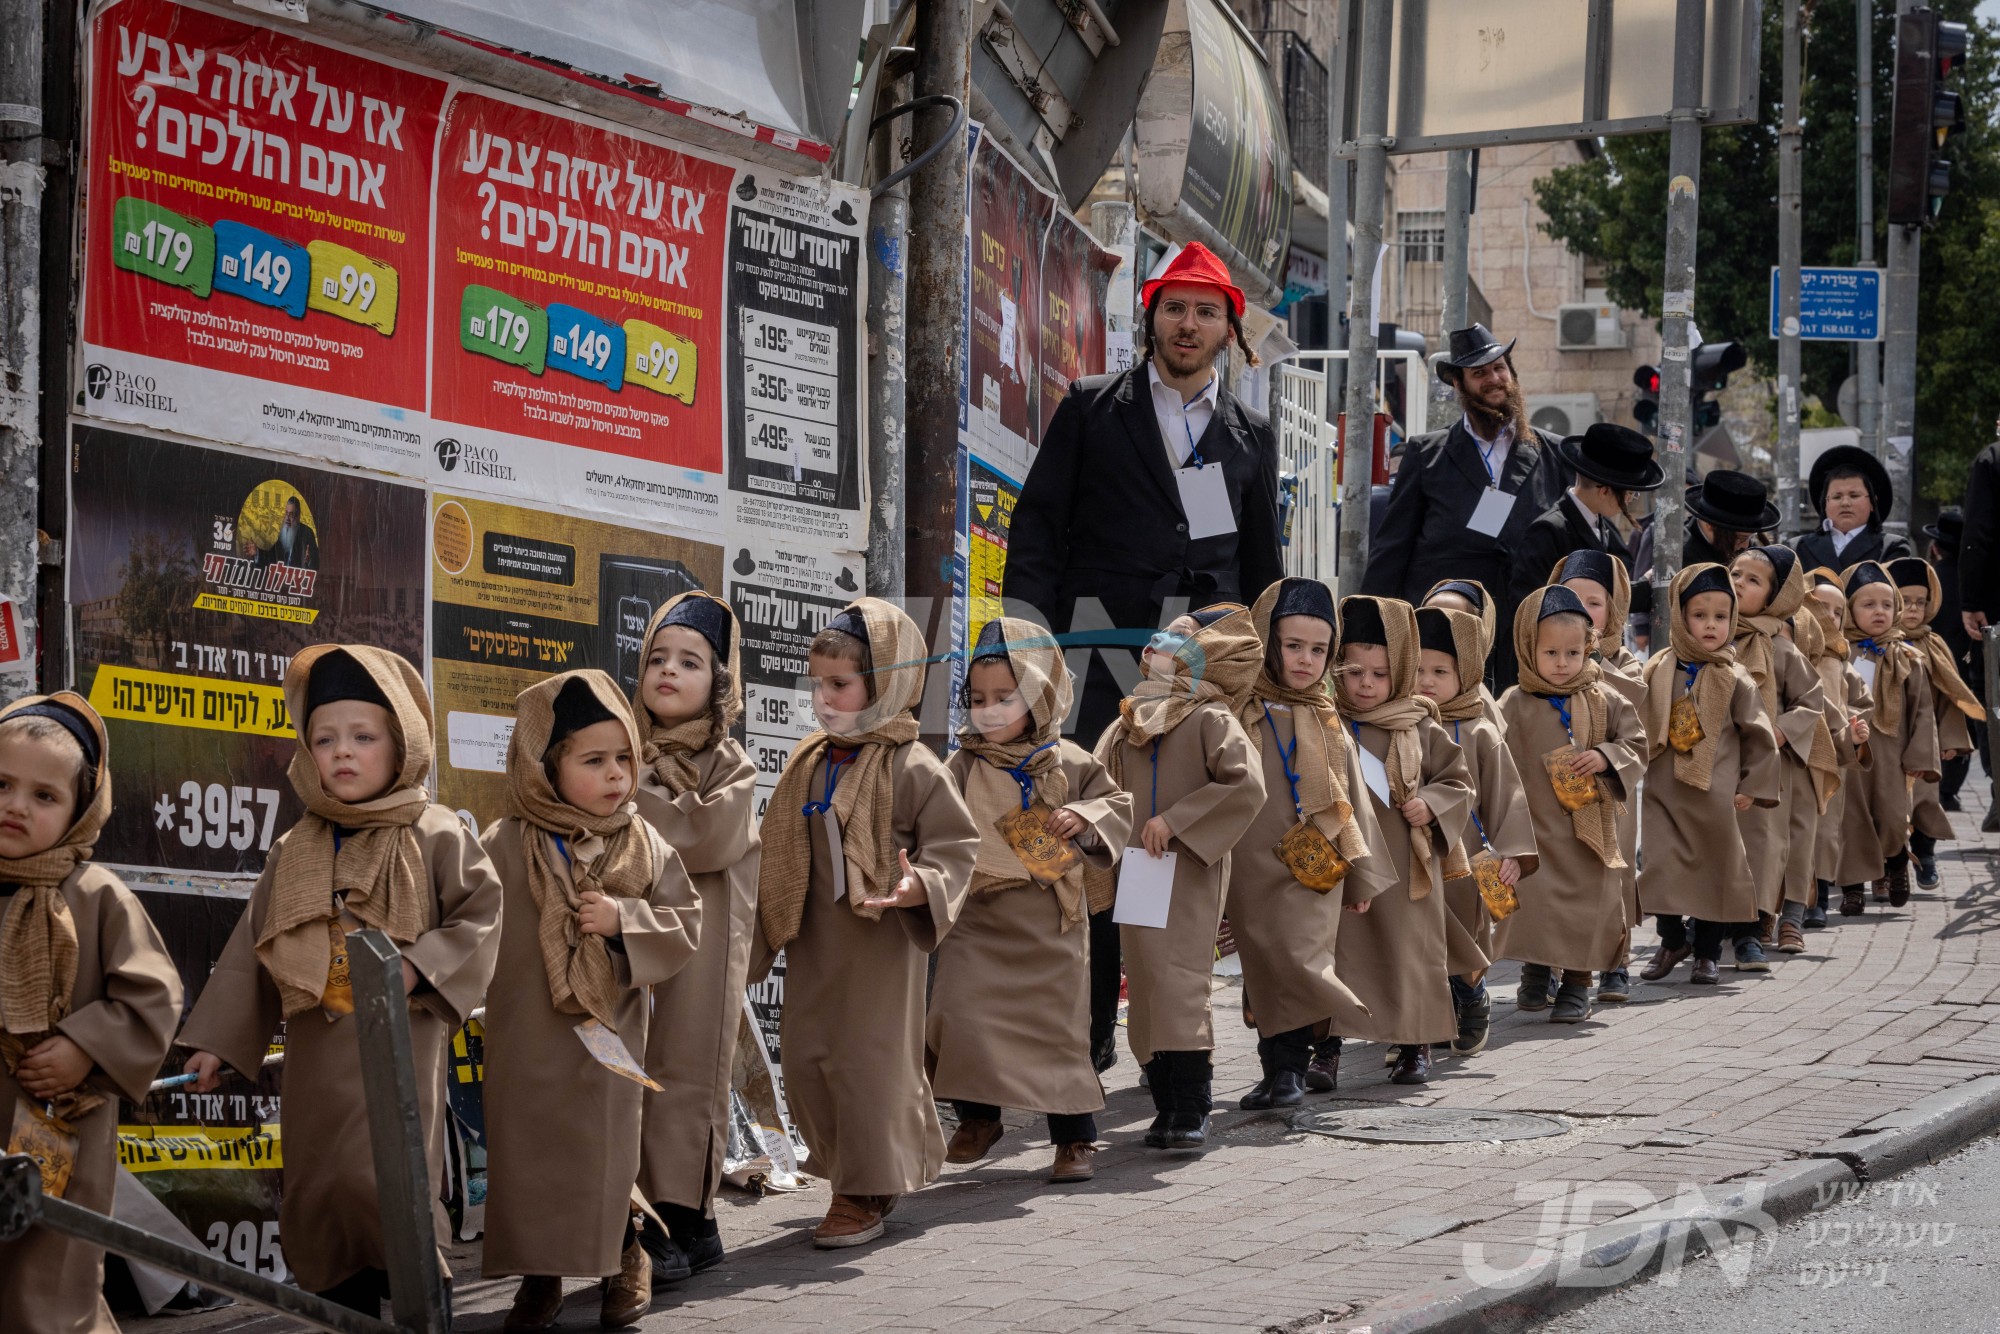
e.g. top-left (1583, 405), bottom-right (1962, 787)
top-left (1769, 266), bottom-right (1885, 341)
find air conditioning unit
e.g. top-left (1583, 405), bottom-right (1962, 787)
top-left (1556, 302), bottom-right (1630, 352)
top-left (1529, 394), bottom-right (1602, 438)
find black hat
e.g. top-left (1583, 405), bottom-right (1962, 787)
top-left (1415, 607), bottom-right (1458, 655)
top-left (1922, 507), bottom-right (1963, 550)
top-left (1339, 597), bottom-right (1387, 646)
top-left (1436, 323), bottom-right (1516, 381)
top-left (1428, 580), bottom-right (1486, 611)
top-left (1556, 550), bottom-right (1617, 589)
top-left (1887, 557), bottom-right (1931, 590)
top-left (548, 676), bottom-right (617, 751)
top-left (1537, 585), bottom-right (1590, 621)
top-left (659, 595), bottom-right (733, 660)
top-left (828, 607), bottom-right (869, 641)
top-left (1190, 605), bottom-right (1235, 628)
top-left (1845, 561), bottom-right (1892, 593)
top-left (970, 618), bottom-right (1009, 665)
top-left (1754, 544), bottom-right (1798, 589)
top-left (1684, 469), bottom-right (1779, 533)
top-left (1679, 566), bottom-right (1735, 606)
top-left (306, 649), bottom-right (390, 716)
top-left (1555, 422), bottom-right (1665, 492)
top-left (11, 699), bottom-right (101, 773)
top-left (1270, 578), bottom-right (1337, 631)
top-left (1807, 445), bottom-right (1893, 524)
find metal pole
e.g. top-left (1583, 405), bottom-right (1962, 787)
top-left (905, 0), bottom-right (971, 664)
top-left (348, 931), bottom-right (449, 1334)
top-left (1881, 0), bottom-right (1922, 538)
top-left (1324, 2), bottom-right (1350, 422)
top-left (1651, 0), bottom-right (1707, 607)
top-left (865, 66), bottom-right (912, 599)
top-left (1337, 0), bottom-right (1391, 598)
top-left (1984, 623), bottom-right (1999, 814)
top-left (1432, 148), bottom-right (1473, 418)
top-left (1775, 0), bottom-right (1804, 536)
top-left (0, 0), bottom-right (45, 703)
top-left (1857, 0), bottom-right (1881, 459)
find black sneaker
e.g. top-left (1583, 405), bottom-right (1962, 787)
top-left (1596, 969), bottom-right (1630, 1003)
top-left (638, 1218), bottom-right (693, 1291)
top-left (1452, 987), bottom-right (1492, 1056)
top-left (1733, 938), bottom-right (1770, 972)
top-left (1802, 903), bottom-right (1827, 929)
top-left (1517, 963), bottom-right (1554, 1011)
top-left (1916, 856), bottom-right (1941, 890)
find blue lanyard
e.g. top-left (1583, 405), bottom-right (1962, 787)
top-left (1681, 662), bottom-right (1702, 697)
top-left (1858, 637), bottom-right (1883, 657)
top-left (1547, 695), bottom-right (1573, 742)
top-left (552, 834), bottom-right (572, 867)
top-left (802, 750), bottom-right (854, 817)
top-left (1261, 704), bottom-right (1304, 820)
top-left (1471, 426), bottom-right (1506, 485)
top-left (1148, 739), bottom-right (1162, 819)
top-left (1452, 721), bottom-right (1490, 846)
top-left (1002, 740), bottom-right (1059, 812)
top-left (1178, 380), bottom-right (1213, 466)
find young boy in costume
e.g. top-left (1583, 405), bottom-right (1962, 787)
top-left (481, 671), bottom-right (702, 1330)
top-left (0, 693), bottom-right (181, 1334)
top-left (930, 617), bottom-right (1132, 1182)
top-left (181, 647), bottom-right (502, 1316)
top-left (1097, 604), bottom-right (1265, 1144)
top-left (1635, 567), bottom-right (1781, 986)
top-left (1322, 596), bottom-right (1473, 1086)
top-left (1888, 557), bottom-right (1980, 890)
top-left (754, 598), bottom-right (978, 1248)
top-left (1800, 573), bottom-right (1872, 926)
top-left (1494, 586), bottom-right (1644, 1022)
top-left (629, 593), bottom-right (762, 1281)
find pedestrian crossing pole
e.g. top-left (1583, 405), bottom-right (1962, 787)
top-left (1651, 0), bottom-right (1707, 604)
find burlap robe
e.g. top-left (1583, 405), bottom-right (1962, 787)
top-left (1894, 561), bottom-right (1980, 845)
top-left (1640, 565), bottom-right (1745, 794)
top-left (1513, 587), bottom-right (1626, 869)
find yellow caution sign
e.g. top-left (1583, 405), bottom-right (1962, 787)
top-left (307, 240), bottom-right (399, 335)
top-left (119, 1124), bottom-right (284, 1173)
top-left (622, 319), bottom-right (698, 404)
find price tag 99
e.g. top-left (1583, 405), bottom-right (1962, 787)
top-left (622, 318), bottom-right (697, 404)
top-left (307, 241), bottom-right (399, 335)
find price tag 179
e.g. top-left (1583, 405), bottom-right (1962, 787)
top-left (112, 196), bottom-right (215, 297)
top-left (461, 284), bottom-right (547, 374)
top-left (213, 221), bottom-right (309, 318)
top-left (622, 318), bottom-right (698, 404)
top-left (547, 303), bottom-right (625, 392)
top-left (307, 241), bottom-right (399, 336)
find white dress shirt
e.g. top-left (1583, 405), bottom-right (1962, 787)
top-left (1464, 416), bottom-right (1516, 485)
top-left (1566, 486), bottom-right (1612, 546)
top-left (1824, 518), bottom-right (1864, 557)
top-left (1149, 362), bottom-right (1220, 466)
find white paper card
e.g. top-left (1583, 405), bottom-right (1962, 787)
top-left (1356, 744), bottom-right (1392, 807)
top-left (1112, 849), bottom-right (1178, 928)
top-left (820, 809), bottom-right (848, 902)
top-left (1466, 486), bottom-right (1516, 538)
top-left (1175, 463), bottom-right (1236, 540)
top-left (1855, 656), bottom-right (1877, 693)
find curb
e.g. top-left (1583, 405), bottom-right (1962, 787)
top-left (1347, 1074), bottom-right (2000, 1334)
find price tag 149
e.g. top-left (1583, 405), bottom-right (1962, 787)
top-left (214, 221), bottom-right (309, 318)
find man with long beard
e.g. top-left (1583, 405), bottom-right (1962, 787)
top-left (1364, 324), bottom-right (1568, 688)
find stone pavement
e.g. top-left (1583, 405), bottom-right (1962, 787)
top-left (136, 786), bottom-right (2000, 1334)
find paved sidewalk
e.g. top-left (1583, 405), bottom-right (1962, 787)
top-left (139, 788), bottom-right (2000, 1334)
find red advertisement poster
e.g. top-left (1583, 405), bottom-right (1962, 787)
top-left (968, 138), bottom-right (1052, 450)
top-left (1037, 215), bottom-right (1118, 444)
top-left (430, 91), bottom-right (736, 472)
top-left (82, 0), bottom-right (445, 413)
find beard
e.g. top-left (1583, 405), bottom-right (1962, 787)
top-left (1457, 371), bottom-right (1529, 442)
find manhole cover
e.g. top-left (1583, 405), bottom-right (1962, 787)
top-left (1292, 1105), bottom-right (1569, 1144)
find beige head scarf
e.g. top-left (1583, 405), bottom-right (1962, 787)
top-left (758, 597), bottom-right (930, 951)
top-left (1423, 578), bottom-right (1498, 657)
top-left (1547, 552), bottom-right (1633, 648)
top-left (1732, 549), bottom-right (1843, 813)
top-left (1111, 603), bottom-right (1263, 747)
top-left (1640, 564), bottom-right (1741, 790)
top-left (508, 670), bottom-right (660, 1032)
top-left (1240, 579), bottom-right (1368, 866)
top-left (1513, 587), bottom-right (1624, 867)
top-left (1890, 558), bottom-right (1984, 724)
top-left (1335, 595), bottom-right (1467, 897)
top-left (1841, 561), bottom-right (1914, 738)
top-left (257, 646), bottom-right (434, 1018)
top-left (0, 693), bottom-right (113, 1120)
top-left (632, 591), bottom-right (744, 795)
top-left (957, 618), bottom-right (1091, 922)
top-left (1416, 604), bottom-right (1491, 724)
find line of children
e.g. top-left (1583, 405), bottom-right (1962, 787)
top-left (1889, 558), bottom-right (1982, 891)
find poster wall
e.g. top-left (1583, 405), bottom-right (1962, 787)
top-left (428, 493), bottom-right (724, 826)
top-left (68, 422), bottom-right (428, 873)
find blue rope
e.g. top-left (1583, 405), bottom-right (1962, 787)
top-left (1548, 694), bottom-right (1573, 742)
top-left (1003, 740), bottom-right (1059, 812)
top-left (1261, 703), bottom-right (1304, 821)
top-left (1452, 720), bottom-right (1490, 846)
top-left (801, 750), bottom-right (854, 817)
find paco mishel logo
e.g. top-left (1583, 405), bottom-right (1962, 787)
top-left (84, 364), bottom-right (174, 413)
top-left (435, 437), bottom-right (514, 481)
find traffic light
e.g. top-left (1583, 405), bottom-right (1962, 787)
top-left (1632, 364), bottom-right (1661, 435)
top-left (1889, 8), bottom-right (1970, 226)
top-left (1690, 340), bottom-right (1746, 432)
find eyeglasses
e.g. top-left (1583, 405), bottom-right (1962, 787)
top-left (1158, 299), bottom-right (1227, 326)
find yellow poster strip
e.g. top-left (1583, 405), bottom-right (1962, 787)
top-left (87, 665), bottom-right (295, 737)
top-left (306, 240), bottom-right (400, 335)
top-left (190, 592), bottom-right (320, 624)
top-left (622, 318), bottom-right (698, 404)
top-left (119, 1125), bottom-right (283, 1173)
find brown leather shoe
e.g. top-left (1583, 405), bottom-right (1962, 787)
top-left (504, 1276), bottom-right (564, 1331)
top-left (1640, 944), bottom-right (1690, 981)
top-left (946, 1118), bottom-right (1004, 1163)
top-left (599, 1237), bottom-right (652, 1329)
top-left (1777, 920), bottom-right (1806, 953)
top-left (1757, 913), bottom-right (1775, 946)
top-left (1305, 1046), bottom-right (1339, 1092)
top-left (1690, 957), bottom-right (1720, 986)
top-left (1887, 861), bottom-right (1911, 908)
top-left (1389, 1044), bottom-right (1430, 1084)
top-left (1841, 886), bottom-right (1866, 916)
top-left (1049, 1142), bottom-right (1097, 1182)
top-left (812, 1194), bottom-right (886, 1248)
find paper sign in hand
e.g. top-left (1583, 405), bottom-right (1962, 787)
top-left (573, 1019), bottom-right (664, 1091)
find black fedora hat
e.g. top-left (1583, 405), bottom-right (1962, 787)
top-left (1922, 506), bottom-right (1963, 550)
top-left (1806, 444), bottom-right (1893, 521)
top-left (1685, 469), bottom-right (1778, 533)
top-left (1435, 323), bottom-right (1517, 382)
top-left (1556, 422), bottom-right (1665, 492)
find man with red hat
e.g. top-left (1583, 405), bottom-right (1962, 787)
top-left (1005, 241), bottom-right (1283, 1072)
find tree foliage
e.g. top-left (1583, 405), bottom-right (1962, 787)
top-left (1533, 0), bottom-right (2000, 501)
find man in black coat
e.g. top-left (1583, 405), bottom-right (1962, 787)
top-left (1004, 241), bottom-right (1283, 1071)
top-left (1363, 323), bottom-right (1568, 688)
top-left (1960, 438), bottom-right (2000, 829)
top-left (1508, 422), bottom-right (1663, 618)
top-left (1924, 509), bottom-right (1979, 810)
top-left (1680, 469), bottom-right (1775, 567)
top-left (1791, 445), bottom-right (1912, 570)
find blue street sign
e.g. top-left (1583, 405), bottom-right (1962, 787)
top-left (1769, 266), bottom-right (1884, 342)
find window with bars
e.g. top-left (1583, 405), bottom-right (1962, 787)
top-left (1396, 209), bottom-right (1445, 343)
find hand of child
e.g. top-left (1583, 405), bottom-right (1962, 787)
top-left (1399, 797), bottom-right (1433, 827)
top-left (182, 1051), bottom-right (223, 1094)
top-left (401, 958), bottom-right (420, 995)
top-left (16, 1035), bottom-right (94, 1100)
top-left (1851, 716), bottom-right (1870, 745)
top-left (1343, 896), bottom-right (1373, 914)
top-left (1568, 748), bottom-right (1609, 777)
top-left (1046, 807), bottom-right (1087, 840)
top-left (1499, 857), bottom-right (1522, 886)
top-left (1732, 792), bottom-right (1753, 811)
top-left (577, 889), bottom-right (624, 938)
top-left (861, 849), bottom-right (929, 911)
top-left (1942, 748), bottom-right (1964, 762)
top-left (1140, 815), bottom-right (1174, 857)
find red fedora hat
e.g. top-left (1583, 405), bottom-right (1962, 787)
top-left (1140, 242), bottom-right (1246, 316)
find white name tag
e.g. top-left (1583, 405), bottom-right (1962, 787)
top-left (1356, 743), bottom-right (1392, 807)
top-left (1855, 656), bottom-right (1878, 693)
top-left (1175, 463), bottom-right (1237, 540)
top-left (1466, 486), bottom-right (1516, 538)
top-left (1112, 848), bottom-right (1177, 928)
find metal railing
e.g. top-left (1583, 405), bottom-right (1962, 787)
top-left (1253, 30), bottom-right (1329, 193)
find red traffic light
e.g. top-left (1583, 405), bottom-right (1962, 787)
top-left (1633, 365), bottom-right (1661, 395)
top-left (1938, 19), bottom-right (1968, 73)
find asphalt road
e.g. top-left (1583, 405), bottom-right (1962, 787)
top-left (1541, 1133), bottom-right (2000, 1333)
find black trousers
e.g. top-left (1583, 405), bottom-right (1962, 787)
top-left (953, 1101), bottom-right (1098, 1146)
top-left (1940, 750), bottom-right (1973, 804)
top-left (1655, 914), bottom-right (1740, 962)
top-left (1088, 906), bottom-right (1121, 1048)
